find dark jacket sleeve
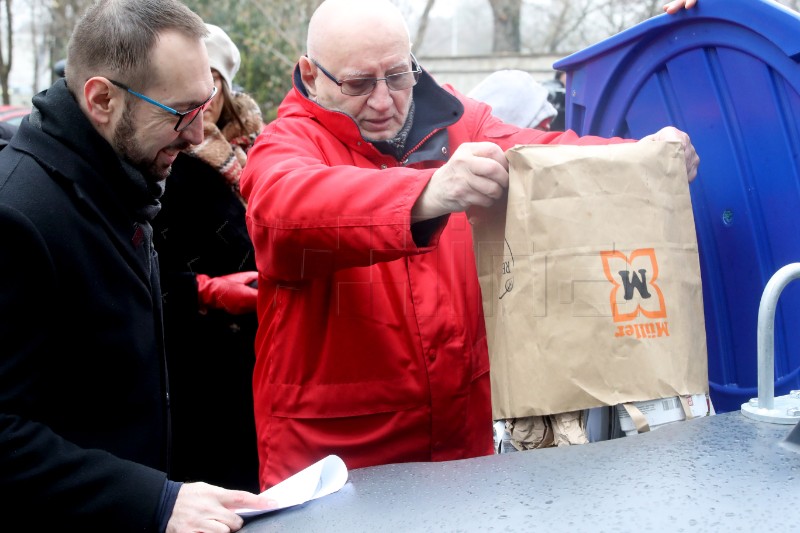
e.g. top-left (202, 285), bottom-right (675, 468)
top-left (0, 204), bottom-right (167, 532)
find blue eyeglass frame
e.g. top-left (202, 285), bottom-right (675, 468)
top-left (308, 53), bottom-right (422, 96)
top-left (108, 79), bottom-right (217, 132)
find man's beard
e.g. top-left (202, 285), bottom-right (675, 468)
top-left (112, 106), bottom-right (185, 182)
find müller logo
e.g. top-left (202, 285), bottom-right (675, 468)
top-left (600, 248), bottom-right (669, 339)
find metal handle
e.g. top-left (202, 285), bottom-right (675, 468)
top-left (756, 263), bottom-right (800, 409)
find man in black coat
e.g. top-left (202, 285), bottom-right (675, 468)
top-left (0, 1), bottom-right (270, 531)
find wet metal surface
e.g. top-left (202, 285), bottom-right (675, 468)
top-left (241, 412), bottom-right (799, 532)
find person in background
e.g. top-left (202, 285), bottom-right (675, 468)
top-left (0, 1), bottom-right (272, 531)
top-left (542, 70), bottom-right (566, 131)
top-left (54, 58), bottom-right (67, 79)
top-left (153, 23), bottom-right (263, 493)
top-left (241, 0), bottom-right (701, 490)
top-left (0, 120), bottom-right (17, 149)
top-left (468, 69), bottom-right (557, 131)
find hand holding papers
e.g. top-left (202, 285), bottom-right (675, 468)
top-left (236, 455), bottom-right (348, 517)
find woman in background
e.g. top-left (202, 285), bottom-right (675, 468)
top-left (153, 23), bottom-right (263, 492)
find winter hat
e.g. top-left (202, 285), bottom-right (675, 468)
top-left (204, 23), bottom-right (241, 90)
top-left (468, 69), bottom-right (557, 130)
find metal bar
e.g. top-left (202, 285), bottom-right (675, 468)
top-left (757, 263), bottom-right (800, 409)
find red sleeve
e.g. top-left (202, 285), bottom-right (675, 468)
top-left (241, 118), bottom-right (441, 282)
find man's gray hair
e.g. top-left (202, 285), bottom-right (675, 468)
top-left (66, 0), bottom-right (207, 94)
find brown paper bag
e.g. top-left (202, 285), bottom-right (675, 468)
top-left (506, 410), bottom-right (588, 450)
top-left (472, 141), bottom-right (708, 420)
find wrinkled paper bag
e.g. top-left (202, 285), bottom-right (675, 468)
top-left (472, 141), bottom-right (708, 420)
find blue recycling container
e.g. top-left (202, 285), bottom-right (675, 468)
top-left (554, 0), bottom-right (800, 413)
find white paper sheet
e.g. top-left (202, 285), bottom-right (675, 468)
top-left (236, 454), bottom-right (348, 517)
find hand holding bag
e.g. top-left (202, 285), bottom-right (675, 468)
top-left (473, 141), bottom-right (709, 420)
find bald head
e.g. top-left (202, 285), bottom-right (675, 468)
top-left (307, 0), bottom-right (411, 62)
top-left (300, 0), bottom-right (417, 142)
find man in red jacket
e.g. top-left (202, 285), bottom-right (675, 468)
top-left (240, 0), bottom-right (700, 489)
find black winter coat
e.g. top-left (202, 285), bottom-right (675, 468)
top-left (0, 80), bottom-right (169, 532)
top-left (153, 151), bottom-right (259, 492)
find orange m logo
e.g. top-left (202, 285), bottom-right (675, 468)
top-left (600, 248), bottom-right (666, 323)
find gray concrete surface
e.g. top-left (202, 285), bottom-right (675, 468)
top-left (241, 412), bottom-right (799, 532)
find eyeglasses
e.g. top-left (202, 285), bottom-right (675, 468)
top-left (108, 79), bottom-right (217, 132)
top-left (309, 54), bottom-right (422, 96)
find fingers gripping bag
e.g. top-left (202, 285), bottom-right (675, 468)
top-left (472, 141), bottom-right (709, 420)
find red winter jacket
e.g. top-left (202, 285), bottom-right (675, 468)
top-left (240, 66), bottom-right (618, 489)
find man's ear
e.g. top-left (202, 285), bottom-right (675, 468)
top-left (83, 77), bottom-right (122, 129)
top-left (298, 56), bottom-right (318, 98)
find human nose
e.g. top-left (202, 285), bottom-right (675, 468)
top-left (180, 113), bottom-right (205, 145)
top-left (366, 79), bottom-right (393, 110)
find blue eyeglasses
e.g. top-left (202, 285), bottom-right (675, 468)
top-left (309, 54), bottom-right (422, 96)
top-left (108, 79), bottom-right (217, 132)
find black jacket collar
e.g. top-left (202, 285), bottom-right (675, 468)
top-left (12, 79), bottom-right (161, 223)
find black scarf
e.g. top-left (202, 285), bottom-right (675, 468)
top-left (30, 79), bottom-right (164, 223)
top-left (372, 99), bottom-right (416, 161)
top-left (29, 79), bottom-right (163, 279)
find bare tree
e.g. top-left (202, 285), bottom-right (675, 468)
top-left (413, 0), bottom-right (436, 50)
top-left (0, 0), bottom-right (12, 104)
top-left (489, 0), bottom-right (522, 52)
top-left (30, 0), bottom-right (39, 92)
top-left (47, 0), bottom-right (91, 79)
top-left (521, 0), bottom-right (677, 56)
top-left (593, 0), bottom-right (663, 36)
top-left (527, 0), bottom-right (605, 55)
top-left (28, 0), bottom-right (54, 91)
